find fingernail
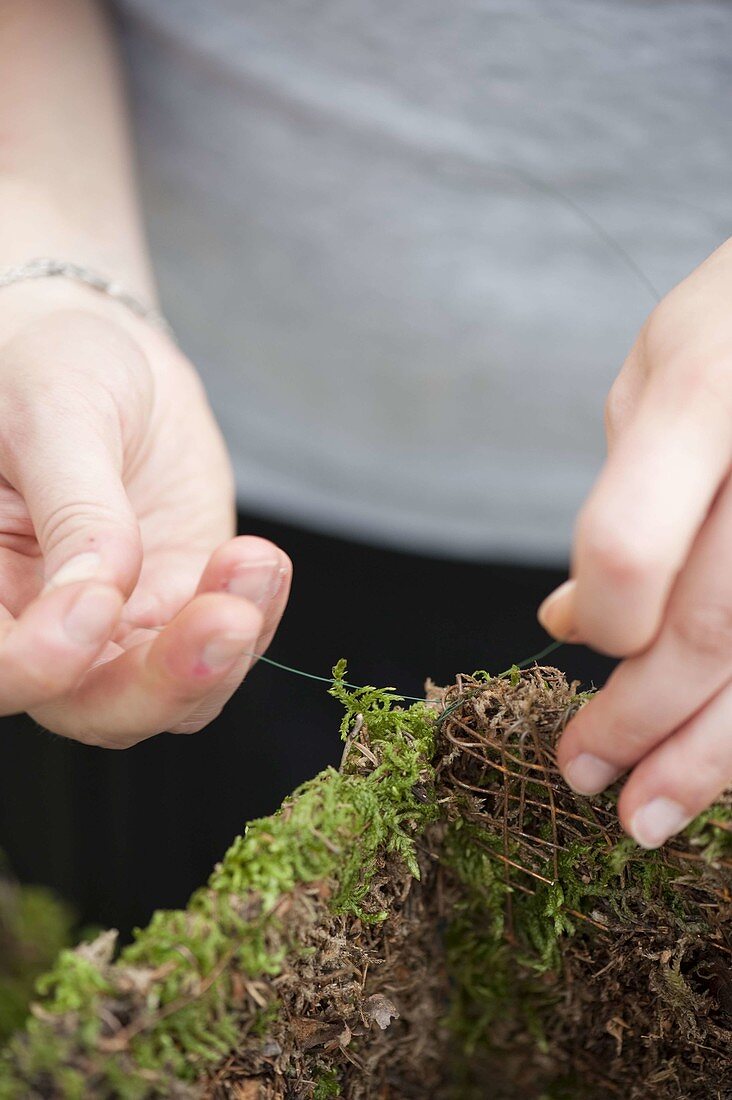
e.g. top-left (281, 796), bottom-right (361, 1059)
top-left (538, 579), bottom-right (579, 641)
top-left (226, 558), bottom-right (283, 607)
top-left (630, 797), bottom-right (692, 849)
top-left (63, 585), bottom-right (121, 646)
top-left (47, 552), bottom-right (102, 589)
top-left (200, 632), bottom-right (251, 672)
top-left (564, 753), bottom-right (620, 795)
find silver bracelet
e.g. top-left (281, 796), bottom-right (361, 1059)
top-left (0, 257), bottom-right (172, 335)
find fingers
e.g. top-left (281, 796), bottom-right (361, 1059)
top-left (12, 420), bottom-right (142, 597)
top-left (541, 349), bottom-right (732, 657)
top-left (194, 535), bottom-right (292, 660)
top-left (537, 578), bottom-right (579, 644)
top-left (0, 582), bottom-right (122, 714)
top-left (545, 243), bottom-right (732, 844)
top-left (616, 677), bottom-right (732, 848)
top-left (557, 474), bottom-right (732, 793)
top-left (123, 535), bottom-right (291, 633)
top-left (577, 379), bottom-right (729, 655)
top-left (31, 592), bottom-right (265, 747)
top-left (121, 547), bottom-right (211, 631)
top-left (34, 535), bottom-right (293, 745)
top-left (603, 343), bottom-right (648, 451)
top-left (0, 316), bottom-right (146, 596)
top-left (168, 536), bottom-right (292, 731)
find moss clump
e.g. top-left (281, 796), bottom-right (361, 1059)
top-left (1, 666), bottom-right (731, 1099)
top-left (0, 855), bottom-right (75, 1044)
top-left (431, 671), bottom-right (732, 1097)
top-left (0, 665), bottom-right (438, 1097)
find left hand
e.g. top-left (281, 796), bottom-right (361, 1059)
top-left (0, 285), bottom-right (292, 748)
top-left (539, 238), bottom-right (732, 848)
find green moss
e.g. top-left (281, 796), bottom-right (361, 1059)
top-left (312, 1066), bottom-right (342, 1098)
top-left (2, 667), bottom-right (730, 1098)
top-left (439, 771), bottom-right (719, 1082)
top-left (0, 863), bottom-right (75, 1044)
top-left (0, 666), bottom-right (438, 1095)
top-left (683, 804), bottom-right (732, 863)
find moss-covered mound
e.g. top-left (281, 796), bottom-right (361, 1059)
top-left (1, 665), bottom-right (731, 1099)
top-left (0, 855), bottom-right (74, 1046)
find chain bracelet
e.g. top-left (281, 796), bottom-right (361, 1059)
top-left (0, 258), bottom-right (173, 336)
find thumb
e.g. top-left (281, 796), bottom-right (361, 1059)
top-left (11, 413), bottom-right (143, 597)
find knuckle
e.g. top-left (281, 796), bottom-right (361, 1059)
top-left (671, 602), bottom-right (732, 657)
top-left (578, 513), bottom-right (661, 585)
top-left (39, 499), bottom-right (137, 558)
top-left (604, 383), bottom-right (628, 438)
top-left (639, 301), bottom-right (670, 354)
top-left (641, 303), bottom-right (732, 416)
top-left (639, 297), bottom-right (689, 364)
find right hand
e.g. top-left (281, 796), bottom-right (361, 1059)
top-left (0, 283), bottom-right (291, 747)
top-left (540, 238), bottom-right (732, 848)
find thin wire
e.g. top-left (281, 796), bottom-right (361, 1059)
top-left (240, 651), bottom-right (440, 703)
top-left (121, 617), bottom-right (564, 703)
top-left (113, 161), bottom-right (660, 711)
top-left (500, 637), bottom-right (565, 674)
top-left (504, 163), bottom-right (663, 305)
top-left (233, 168), bottom-right (659, 699)
top-left (238, 637), bottom-right (566, 705)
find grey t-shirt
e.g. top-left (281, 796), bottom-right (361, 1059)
top-left (114, 0), bottom-right (730, 562)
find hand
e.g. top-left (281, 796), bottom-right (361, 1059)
top-left (0, 285), bottom-right (291, 747)
top-left (538, 238), bottom-right (732, 848)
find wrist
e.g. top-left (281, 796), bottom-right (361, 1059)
top-left (0, 276), bottom-right (173, 362)
top-left (0, 258), bottom-right (169, 332)
top-left (0, 175), bottom-right (156, 304)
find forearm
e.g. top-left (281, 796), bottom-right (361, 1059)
top-left (0, 0), bottom-right (153, 300)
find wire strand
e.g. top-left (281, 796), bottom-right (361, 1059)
top-left (240, 637), bottom-right (566, 704)
top-left (110, 162), bottom-right (660, 712)
top-left (122, 619), bottom-right (565, 702)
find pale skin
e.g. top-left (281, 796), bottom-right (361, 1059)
top-left (3, 4), bottom-right (731, 844)
top-left (0, 0), bottom-right (292, 747)
top-left (539, 237), bottom-right (732, 849)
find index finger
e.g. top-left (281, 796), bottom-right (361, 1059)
top-left (572, 359), bottom-right (732, 656)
